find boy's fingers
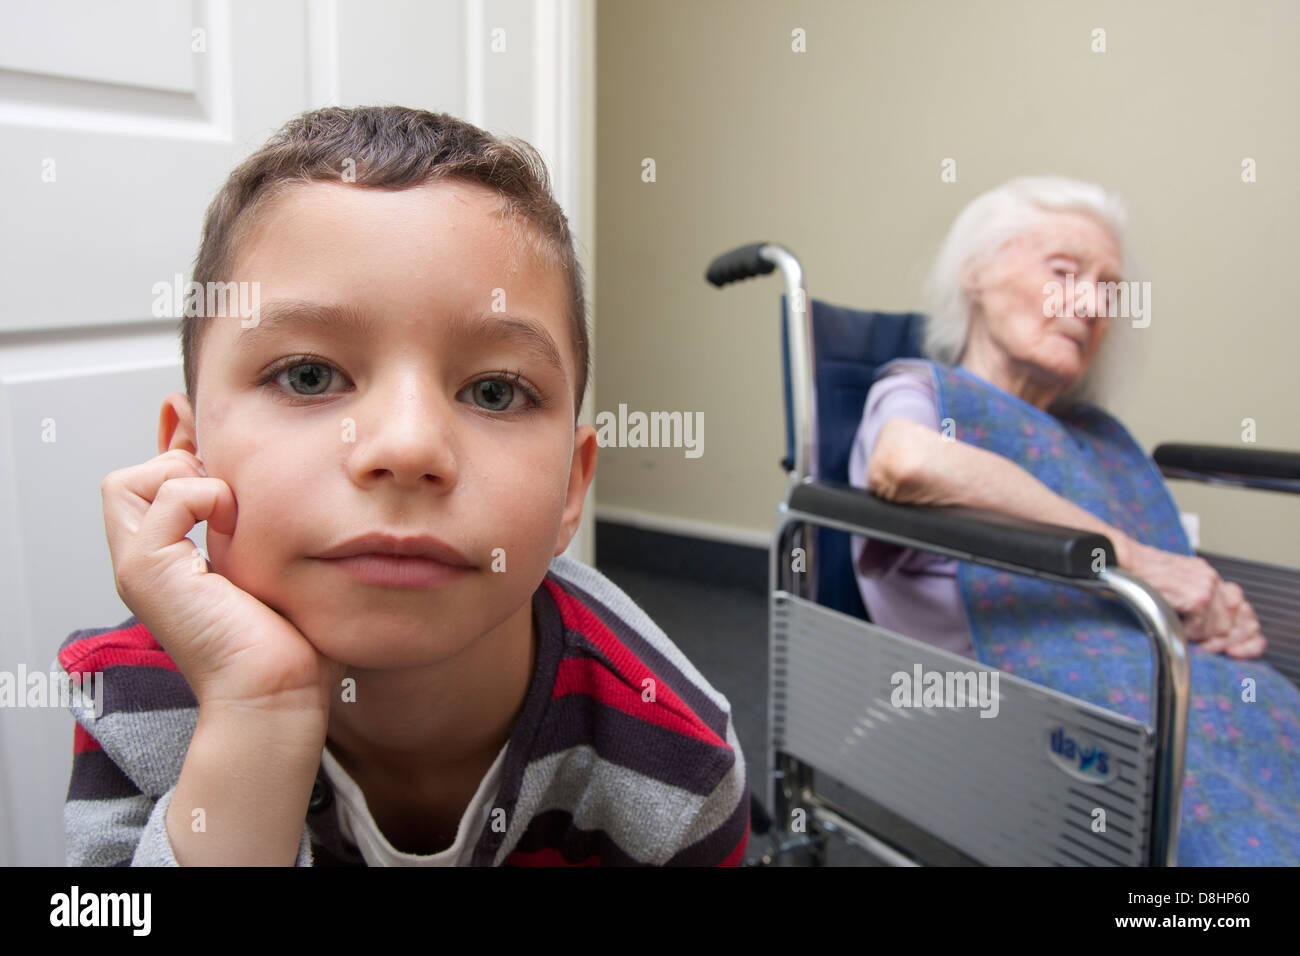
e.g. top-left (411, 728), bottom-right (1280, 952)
top-left (158, 447), bottom-right (204, 473)
top-left (104, 450), bottom-right (204, 503)
top-left (134, 477), bottom-right (236, 560)
top-left (102, 453), bottom-right (207, 548)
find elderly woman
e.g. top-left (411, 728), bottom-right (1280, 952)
top-left (848, 176), bottom-right (1300, 866)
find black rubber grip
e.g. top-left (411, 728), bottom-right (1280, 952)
top-left (1154, 444), bottom-right (1300, 481)
top-left (706, 243), bottom-right (775, 287)
top-left (789, 480), bottom-right (1116, 579)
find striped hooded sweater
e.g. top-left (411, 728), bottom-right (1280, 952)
top-left (54, 553), bottom-right (750, 866)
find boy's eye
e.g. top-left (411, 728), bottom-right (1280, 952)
top-left (260, 358), bottom-right (542, 413)
top-left (463, 372), bottom-right (540, 413)
top-left (268, 360), bottom-right (340, 396)
top-left (471, 379), bottom-right (515, 412)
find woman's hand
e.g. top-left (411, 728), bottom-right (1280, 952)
top-left (1123, 541), bottom-right (1267, 659)
top-left (866, 417), bottom-right (1268, 660)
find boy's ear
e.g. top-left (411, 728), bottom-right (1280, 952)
top-left (157, 392), bottom-right (199, 458)
top-left (554, 424), bottom-right (598, 557)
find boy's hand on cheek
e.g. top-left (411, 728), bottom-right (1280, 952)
top-left (102, 448), bottom-right (344, 718)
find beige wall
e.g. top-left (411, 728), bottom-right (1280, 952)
top-left (594, 0), bottom-right (1300, 565)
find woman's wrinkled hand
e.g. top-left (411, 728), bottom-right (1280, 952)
top-left (1123, 541), bottom-right (1267, 659)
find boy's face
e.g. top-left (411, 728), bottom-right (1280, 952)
top-left (159, 179), bottom-right (596, 669)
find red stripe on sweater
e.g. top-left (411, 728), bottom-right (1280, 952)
top-left (553, 657), bottom-right (717, 741)
top-left (543, 579), bottom-right (725, 749)
top-left (720, 826), bottom-right (748, 867)
top-left (504, 847), bottom-right (602, 867)
top-left (73, 722), bottom-right (102, 754)
top-left (59, 623), bottom-right (177, 677)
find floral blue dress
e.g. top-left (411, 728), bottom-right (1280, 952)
top-left (918, 359), bottom-right (1300, 865)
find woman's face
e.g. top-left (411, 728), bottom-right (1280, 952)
top-left (963, 210), bottom-right (1124, 392)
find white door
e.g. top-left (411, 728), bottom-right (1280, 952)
top-left (0, 0), bottom-right (593, 866)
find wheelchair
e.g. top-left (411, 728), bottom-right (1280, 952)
top-left (707, 242), bottom-right (1300, 866)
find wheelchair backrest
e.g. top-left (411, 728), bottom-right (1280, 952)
top-left (779, 297), bottom-right (927, 620)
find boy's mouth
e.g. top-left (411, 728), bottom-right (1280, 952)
top-left (314, 532), bottom-right (476, 588)
top-left (316, 532), bottom-right (474, 565)
top-left (318, 553), bottom-right (473, 589)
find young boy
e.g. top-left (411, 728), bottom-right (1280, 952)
top-left (55, 106), bottom-right (749, 866)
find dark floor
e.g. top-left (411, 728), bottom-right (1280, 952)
top-left (595, 562), bottom-right (880, 866)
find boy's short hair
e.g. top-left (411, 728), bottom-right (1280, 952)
top-left (181, 105), bottom-right (589, 419)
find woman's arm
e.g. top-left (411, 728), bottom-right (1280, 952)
top-left (866, 417), bottom-right (1143, 567)
top-left (867, 417), bottom-right (1266, 657)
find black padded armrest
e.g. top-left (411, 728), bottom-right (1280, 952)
top-left (789, 480), bottom-right (1115, 579)
top-left (1154, 443), bottom-right (1300, 492)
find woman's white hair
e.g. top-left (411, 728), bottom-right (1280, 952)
top-left (920, 175), bottom-right (1141, 410)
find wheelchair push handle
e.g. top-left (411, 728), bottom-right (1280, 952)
top-left (707, 241), bottom-right (815, 479)
top-left (705, 243), bottom-right (778, 287)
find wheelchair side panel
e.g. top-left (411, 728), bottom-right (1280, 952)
top-left (771, 592), bottom-right (1157, 866)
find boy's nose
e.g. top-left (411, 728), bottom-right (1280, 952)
top-left (346, 375), bottom-right (460, 489)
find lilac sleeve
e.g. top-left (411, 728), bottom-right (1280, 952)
top-left (847, 366), bottom-right (949, 575)
top-left (845, 363), bottom-right (975, 659)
